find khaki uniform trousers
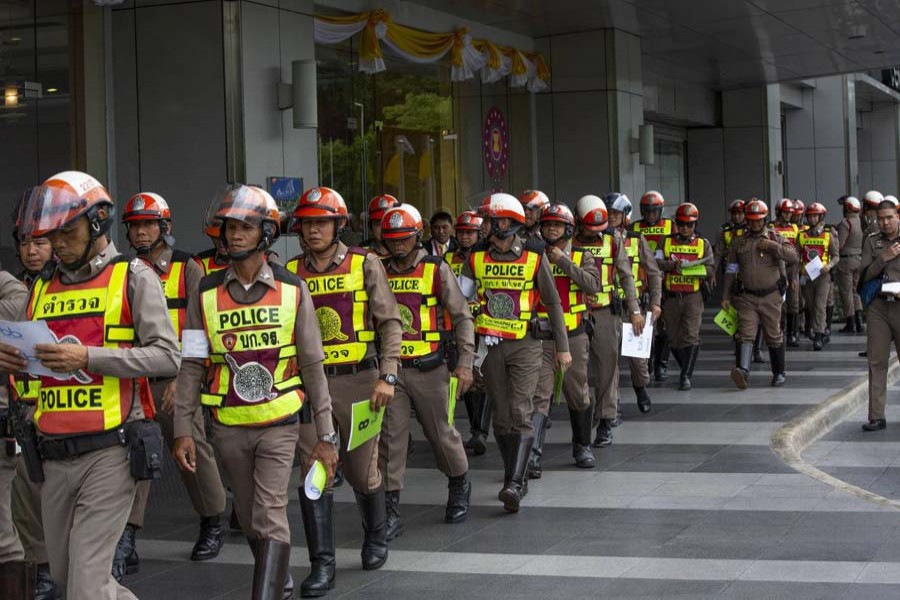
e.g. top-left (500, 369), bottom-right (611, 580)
top-left (588, 308), bottom-right (622, 422)
top-left (297, 368), bottom-right (381, 492)
top-left (866, 297), bottom-right (900, 421)
top-left (0, 452), bottom-right (24, 563)
top-left (482, 337), bottom-right (543, 436)
top-left (12, 457), bottom-right (47, 563)
top-left (41, 444), bottom-right (138, 600)
top-left (378, 363), bottom-right (468, 491)
top-left (802, 274), bottom-right (831, 334)
top-left (209, 420), bottom-right (298, 544)
top-left (533, 333), bottom-right (591, 416)
top-left (734, 291), bottom-right (784, 346)
top-left (662, 292), bottom-right (704, 348)
top-left (836, 255), bottom-right (863, 314)
top-left (786, 265), bottom-right (801, 314)
top-left (129, 380), bottom-right (225, 527)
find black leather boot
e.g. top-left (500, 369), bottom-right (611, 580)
top-left (384, 491), bottom-right (402, 541)
top-left (568, 408), bottom-right (595, 468)
top-left (786, 313), bottom-right (799, 347)
top-left (355, 488), bottom-right (389, 570)
top-left (333, 464), bottom-right (344, 488)
top-left (840, 316), bottom-right (855, 333)
top-left (0, 560), bottom-right (33, 599)
top-left (298, 491), bottom-right (335, 597)
top-left (34, 562), bottom-right (62, 600)
top-left (112, 523), bottom-right (138, 582)
top-left (473, 393), bottom-right (493, 455)
top-left (679, 345), bottom-right (699, 391)
top-left (752, 328), bottom-right (766, 363)
top-left (191, 515), bottom-right (225, 561)
top-left (635, 386), bottom-right (652, 413)
top-left (593, 419), bottom-right (613, 447)
top-left (445, 473), bottom-right (471, 523)
top-left (769, 345), bottom-right (786, 387)
top-left (498, 434), bottom-right (532, 513)
top-left (526, 412), bottom-right (548, 480)
top-left (813, 332), bottom-right (823, 351)
top-left (653, 333), bottom-right (670, 381)
top-left (731, 343), bottom-right (752, 390)
top-left (825, 305), bottom-right (834, 342)
top-left (251, 538), bottom-right (292, 600)
top-left (855, 310), bottom-right (865, 333)
top-left (463, 392), bottom-right (479, 450)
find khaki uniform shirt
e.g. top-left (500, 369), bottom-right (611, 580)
top-left (384, 248), bottom-right (475, 369)
top-left (861, 232), bottom-right (900, 283)
top-left (0, 271), bottom-right (28, 411)
top-left (173, 260), bottom-right (334, 439)
top-left (722, 229), bottom-right (799, 301)
top-left (838, 214), bottom-right (864, 257)
top-left (296, 242), bottom-right (402, 378)
top-left (576, 232), bottom-right (638, 314)
top-left (461, 240), bottom-right (570, 352)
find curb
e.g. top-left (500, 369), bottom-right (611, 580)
top-left (770, 359), bottom-right (900, 510)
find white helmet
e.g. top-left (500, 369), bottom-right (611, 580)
top-left (576, 195), bottom-right (609, 232)
top-left (844, 197), bottom-right (861, 213)
top-left (604, 192), bottom-right (632, 217)
top-left (864, 190), bottom-right (885, 208)
top-left (885, 195), bottom-right (899, 206)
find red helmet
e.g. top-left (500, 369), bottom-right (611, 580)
top-left (640, 190), bottom-right (665, 208)
top-left (792, 199), bottom-right (805, 215)
top-left (540, 203), bottom-right (575, 225)
top-left (777, 198), bottom-right (794, 213)
top-left (729, 199), bottom-right (745, 213)
top-left (744, 199), bottom-right (769, 221)
top-left (576, 195), bottom-right (608, 232)
top-left (368, 194), bottom-right (401, 222)
top-left (675, 202), bottom-right (699, 223)
top-left (486, 193), bottom-right (526, 224)
top-left (381, 204), bottom-right (423, 240)
top-left (805, 202), bottom-right (827, 216)
top-left (124, 192), bottom-right (171, 222)
top-left (455, 210), bottom-right (483, 232)
top-left (519, 189), bottom-right (550, 210)
top-left (292, 187), bottom-right (348, 222)
top-left (22, 171), bottom-right (114, 238)
top-left (209, 185), bottom-right (281, 252)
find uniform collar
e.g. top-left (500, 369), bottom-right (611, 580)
top-left (58, 240), bottom-right (119, 281)
top-left (224, 259), bottom-right (277, 290)
top-left (146, 244), bottom-right (174, 275)
top-left (387, 248), bottom-right (427, 273)
top-left (302, 241), bottom-right (349, 273)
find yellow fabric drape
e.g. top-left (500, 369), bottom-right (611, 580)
top-left (386, 21), bottom-right (455, 58)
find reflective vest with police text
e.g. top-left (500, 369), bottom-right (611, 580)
top-left (798, 229), bottom-right (831, 265)
top-left (387, 256), bottom-right (443, 358)
top-left (631, 218), bottom-right (673, 252)
top-left (470, 249), bottom-right (541, 339)
top-left (536, 247), bottom-right (587, 331)
top-left (574, 236), bottom-right (617, 310)
top-left (663, 236), bottom-right (706, 293)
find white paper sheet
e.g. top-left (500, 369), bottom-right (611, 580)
top-left (804, 255), bottom-right (824, 281)
top-left (181, 329), bottom-right (210, 359)
top-left (621, 312), bottom-right (654, 359)
top-left (882, 281), bottom-right (900, 295)
top-left (0, 319), bottom-right (64, 378)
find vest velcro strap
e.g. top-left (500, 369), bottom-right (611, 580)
top-left (278, 345), bottom-right (298, 359)
top-left (424, 296), bottom-right (438, 307)
top-left (105, 325), bottom-right (135, 343)
top-left (423, 331), bottom-right (442, 342)
top-left (208, 355), bottom-right (226, 364)
top-left (353, 290), bottom-right (369, 302)
top-left (357, 330), bottom-right (376, 342)
top-left (274, 376), bottom-right (301, 391)
top-left (200, 392), bottom-right (225, 407)
top-left (213, 391), bottom-right (303, 427)
top-left (570, 304), bottom-right (587, 314)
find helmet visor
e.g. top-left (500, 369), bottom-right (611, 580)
top-left (210, 185), bottom-right (273, 227)
top-left (20, 185), bottom-right (91, 238)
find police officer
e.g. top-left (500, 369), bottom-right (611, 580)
top-left (792, 200), bottom-right (806, 228)
top-left (462, 193), bottom-right (570, 512)
top-left (632, 191), bottom-right (674, 381)
top-left (659, 203), bottom-right (713, 391)
top-left (194, 209), bottom-right (231, 275)
top-left (173, 185), bottom-right (338, 600)
top-left (836, 196), bottom-right (865, 333)
top-left (7, 194), bottom-right (62, 600)
top-left (527, 201), bottom-right (601, 475)
top-left (364, 194), bottom-right (401, 257)
top-left (714, 200), bottom-right (746, 277)
top-left (446, 211), bottom-right (492, 455)
top-left (519, 190), bottom-right (549, 240)
top-left (571, 196), bottom-right (640, 449)
top-left (863, 191), bottom-right (885, 237)
top-left (722, 199), bottom-right (798, 389)
top-left (286, 187), bottom-right (400, 594)
top-left (860, 200), bottom-right (900, 431)
top-left (0, 171), bottom-right (181, 600)
top-left (770, 199), bottom-right (801, 347)
top-left (607, 193), bottom-right (661, 413)
top-left (115, 193), bottom-right (227, 578)
top-left (0, 265), bottom-right (31, 598)
top-left (799, 202), bottom-right (840, 351)
top-left (379, 203), bottom-right (474, 531)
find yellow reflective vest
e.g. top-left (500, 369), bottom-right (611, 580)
top-left (470, 249), bottom-right (541, 339)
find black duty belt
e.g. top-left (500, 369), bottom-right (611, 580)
top-left (740, 285), bottom-right (780, 297)
top-left (323, 356), bottom-right (378, 377)
top-left (39, 427), bottom-right (128, 461)
top-left (840, 253), bottom-right (862, 258)
top-left (568, 322), bottom-right (586, 338)
top-left (401, 350), bottom-right (445, 371)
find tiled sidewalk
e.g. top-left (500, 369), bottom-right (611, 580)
top-left (126, 316), bottom-right (900, 599)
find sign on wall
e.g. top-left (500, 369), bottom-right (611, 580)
top-left (267, 176), bottom-right (304, 212)
top-left (483, 107), bottom-right (509, 191)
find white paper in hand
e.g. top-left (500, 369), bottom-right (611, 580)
top-left (0, 320), bottom-right (61, 377)
top-left (804, 255), bottom-right (823, 281)
top-left (621, 312), bottom-right (654, 359)
top-left (181, 329), bottom-right (210, 359)
top-left (882, 281), bottom-right (900, 295)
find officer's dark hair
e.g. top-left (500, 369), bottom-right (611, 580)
top-left (430, 211), bottom-right (453, 226)
top-left (877, 201), bottom-right (898, 212)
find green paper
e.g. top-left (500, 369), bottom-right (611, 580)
top-left (714, 306), bottom-right (739, 336)
top-left (553, 368), bottom-right (565, 405)
top-left (448, 376), bottom-right (459, 426)
top-left (680, 263), bottom-right (707, 277)
top-left (304, 460), bottom-right (327, 500)
top-left (348, 400), bottom-right (384, 452)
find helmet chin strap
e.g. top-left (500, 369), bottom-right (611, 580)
top-left (491, 219), bottom-right (522, 239)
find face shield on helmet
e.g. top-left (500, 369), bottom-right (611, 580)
top-left (211, 185), bottom-right (281, 261)
top-left (640, 191), bottom-right (665, 222)
top-left (487, 193), bottom-right (526, 239)
top-left (604, 193), bottom-right (632, 218)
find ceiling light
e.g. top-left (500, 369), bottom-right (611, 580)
top-left (46, 87), bottom-right (58, 93)
top-left (4, 86), bottom-right (18, 107)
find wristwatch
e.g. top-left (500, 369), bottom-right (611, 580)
top-left (380, 373), bottom-right (398, 386)
top-left (319, 432), bottom-right (337, 445)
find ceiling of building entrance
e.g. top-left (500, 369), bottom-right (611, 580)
top-left (407, 0), bottom-right (900, 88)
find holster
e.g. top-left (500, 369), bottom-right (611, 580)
top-left (611, 294), bottom-right (623, 316)
top-left (8, 403), bottom-right (44, 483)
top-left (403, 350), bottom-right (446, 372)
top-left (127, 419), bottom-right (164, 481)
top-left (700, 280), bottom-right (712, 302)
top-left (530, 318), bottom-right (554, 340)
top-left (298, 400), bottom-right (312, 424)
top-left (444, 335), bottom-right (460, 372)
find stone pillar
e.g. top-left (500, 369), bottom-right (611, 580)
top-left (536, 28), bottom-right (644, 205)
